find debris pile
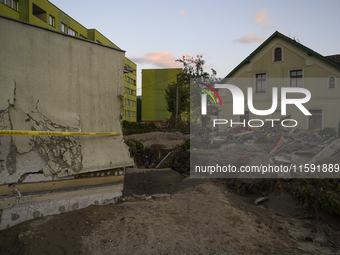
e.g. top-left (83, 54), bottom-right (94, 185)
top-left (193, 124), bottom-right (340, 217)
top-left (193, 124), bottom-right (339, 179)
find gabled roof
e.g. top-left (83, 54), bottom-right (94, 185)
top-left (325, 55), bottom-right (340, 66)
top-left (222, 31), bottom-right (340, 82)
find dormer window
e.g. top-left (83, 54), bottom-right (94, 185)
top-left (274, 48), bottom-right (282, 61)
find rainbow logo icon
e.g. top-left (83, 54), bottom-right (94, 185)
top-left (197, 82), bottom-right (222, 106)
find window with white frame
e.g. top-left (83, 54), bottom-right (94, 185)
top-left (61, 23), bottom-right (66, 33)
top-left (256, 73), bottom-right (266, 93)
top-left (290, 70), bottom-right (302, 87)
top-left (329, 77), bottom-right (335, 89)
top-left (274, 48), bottom-right (282, 61)
top-left (2, 0), bottom-right (18, 11)
top-left (49, 15), bottom-right (55, 27)
top-left (68, 28), bottom-right (77, 36)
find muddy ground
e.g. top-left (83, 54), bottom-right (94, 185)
top-left (0, 132), bottom-right (340, 255)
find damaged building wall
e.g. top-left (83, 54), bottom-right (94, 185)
top-left (0, 16), bottom-right (133, 181)
top-left (0, 16), bottom-right (134, 229)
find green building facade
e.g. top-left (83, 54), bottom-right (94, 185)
top-left (1, 0), bottom-right (136, 122)
top-left (124, 58), bottom-right (137, 121)
top-left (142, 68), bottom-right (182, 122)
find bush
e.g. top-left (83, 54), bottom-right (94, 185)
top-left (122, 121), bottom-right (160, 135)
top-left (299, 179), bottom-right (340, 216)
top-left (125, 139), bottom-right (144, 155)
top-left (183, 139), bottom-right (190, 151)
top-left (318, 127), bottom-right (337, 140)
top-left (148, 122), bottom-right (157, 129)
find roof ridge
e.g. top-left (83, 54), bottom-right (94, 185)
top-left (221, 31), bottom-right (340, 82)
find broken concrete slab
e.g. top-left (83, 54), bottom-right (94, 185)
top-left (309, 138), bottom-right (340, 164)
top-left (0, 183), bottom-right (123, 230)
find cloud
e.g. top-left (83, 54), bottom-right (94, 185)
top-left (234, 33), bottom-right (266, 44)
top-left (253, 8), bottom-right (278, 29)
top-left (179, 10), bottom-right (188, 18)
top-left (129, 52), bottom-right (182, 68)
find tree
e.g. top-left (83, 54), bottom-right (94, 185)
top-left (165, 55), bottom-right (216, 122)
top-left (165, 80), bottom-right (190, 117)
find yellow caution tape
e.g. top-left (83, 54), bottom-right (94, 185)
top-left (0, 130), bottom-right (122, 136)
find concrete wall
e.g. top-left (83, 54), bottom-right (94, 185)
top-left (0, 16), bottom-right (134, 229)
top-left (0, 16), bottom-right (134, 181)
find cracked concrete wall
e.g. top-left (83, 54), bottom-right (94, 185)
top-left (0, 16), bottom-right (134, 183)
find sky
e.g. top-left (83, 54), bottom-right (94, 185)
top-left (50, 0), bottom-right (340, 96)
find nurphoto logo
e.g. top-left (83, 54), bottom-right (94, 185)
top-left (200, 84), bottom-right (312, 128)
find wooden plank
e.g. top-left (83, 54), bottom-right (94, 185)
top-left (0, 175), bottom-right (124, 196)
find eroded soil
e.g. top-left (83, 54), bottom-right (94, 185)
top-left (1, 132), bottom-right (340, 254)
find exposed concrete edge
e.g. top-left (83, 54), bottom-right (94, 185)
top-left (0, 175), bottom-right (124, 196)
top-left (125, 168), bottom-right (177, 174)
top-left (0, 183), bottom-right (123, 230)
top-left (0, 182), bottom-right (123, 209)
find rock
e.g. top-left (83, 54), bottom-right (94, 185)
top-left (254, 197), bottom-right (268, 205)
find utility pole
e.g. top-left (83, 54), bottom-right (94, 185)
top-left (175, 73), bottom-right (179, 131)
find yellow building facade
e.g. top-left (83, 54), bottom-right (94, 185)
top-left (219, 31), bottom-right (340, 130)
top-left (124, 58), bottom-right (137, 122)
top-left (0, 0), bottom-right (137, 121)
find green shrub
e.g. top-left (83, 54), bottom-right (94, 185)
top-left (124, 139), bottom-right (144, 154)
top-left (123, 121), bottom-right (159, 135)
top-left (183, 139), bottom-right (190, 151)
top-left (148, 122), bottom-right (157, 129)
top-left (318, 127), bottom-right (337, 140)
top-left (299, 179), bottom-right (340, 216)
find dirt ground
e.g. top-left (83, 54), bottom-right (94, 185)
top-left (1, 132), bottom-right (340, 255)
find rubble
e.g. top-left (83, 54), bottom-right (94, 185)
top-left (120, 193), bottom-right (172, 202)
top-left (309, 138), bottom-right (340, 164)
top-left (254, 196), bottom-right (268, 205)
top-left (193, 123), bottom-right (339, 178)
